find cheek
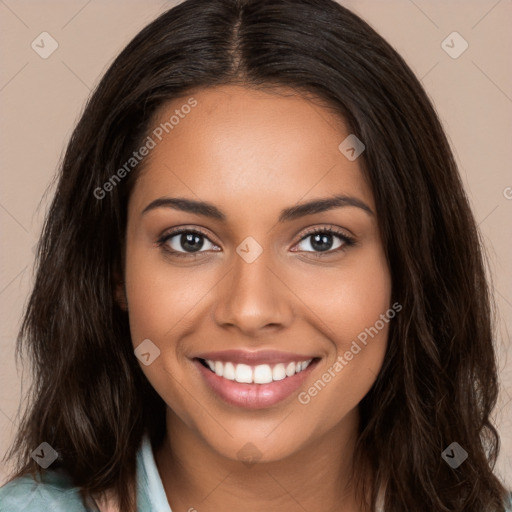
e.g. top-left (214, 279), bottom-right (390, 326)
top-left (123, 244), bottom-right (215, 346)
top-left (291, 247), bottom-right (392, 344)
top-left (123, 247), bottom-right (201, 424)
top-left (123, 244), bottom-right (222, 415)
top-left (293, 249), bottom-right (391, 414)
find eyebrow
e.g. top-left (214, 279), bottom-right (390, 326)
top-left (141, 194), bottom-right (374, 222)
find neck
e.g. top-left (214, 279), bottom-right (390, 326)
top-left (155, 407), bottom-right (367, 512)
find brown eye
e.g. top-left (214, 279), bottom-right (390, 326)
top-left (158, 228), bottom-right (219, 256)
top-left (294, 227), bottom-right (355, 255)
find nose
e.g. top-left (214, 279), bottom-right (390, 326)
top-left (212, 249), bottom-right (294, 338)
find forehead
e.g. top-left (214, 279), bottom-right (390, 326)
top-left (130, 84), bottom-right (373, 216)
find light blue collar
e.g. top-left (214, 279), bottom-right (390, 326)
top-left (136, 434), bottom-right (173, 512)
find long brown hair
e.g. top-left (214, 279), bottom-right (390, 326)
top-left (5, 0), bottom-right (509, 510)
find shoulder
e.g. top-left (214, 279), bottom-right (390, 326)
top-left (0, 470), bottom-right (97, 512)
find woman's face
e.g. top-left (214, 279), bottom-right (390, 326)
top-left (122, 84), bottom-right (391, 463)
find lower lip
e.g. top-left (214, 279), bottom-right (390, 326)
top-left (194, 359), bottom-right (318, 409)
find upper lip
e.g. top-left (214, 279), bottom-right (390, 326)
top-left (194, 350), bottom-right (318, 365)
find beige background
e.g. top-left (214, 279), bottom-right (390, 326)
top-left (1, 0), bottom-right (511, 490)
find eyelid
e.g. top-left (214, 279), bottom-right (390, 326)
top-left (297, 224), bottom-right (355, 242)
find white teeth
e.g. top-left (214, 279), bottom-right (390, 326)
top-left (253, 364), bottom-right (273, 384)
top-left (235, 363), bottom-right (253, 383)
top-left (272, 363), bottom-right (286, 381)
top-left (223, 362), bottom-right (236, 380)
top-left (204, 358), bottom-right (313, 383)
top-left (285, 362), bottom-right (296, 377)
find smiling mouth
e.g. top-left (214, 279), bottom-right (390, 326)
top-left (193, 349), bottom-right (321, 409)
top-left (197, 357), bottom-right (317, 384)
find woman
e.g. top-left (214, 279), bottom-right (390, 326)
top-left (1, 0), bottom-right (510, 510)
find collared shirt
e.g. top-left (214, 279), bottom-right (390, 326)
top-left (0, 435), bottom-right (171, 512)
top-left (0, 436), bottom-right (511, 511)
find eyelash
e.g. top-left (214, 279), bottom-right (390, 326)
top-left (156, 226), bottom-right (356, 259)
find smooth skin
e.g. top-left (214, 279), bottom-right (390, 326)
top-left (118, 85), bottom-right (391, 512)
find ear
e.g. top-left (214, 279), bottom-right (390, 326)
top-left (113, 270), bottom-right (128, 311)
